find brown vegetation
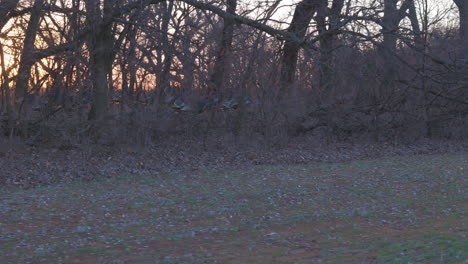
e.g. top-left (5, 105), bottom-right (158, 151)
top-left (0, 0), bottom-right (466, 183)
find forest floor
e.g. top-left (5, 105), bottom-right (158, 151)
top-left (0, 152), bottom-right (466, 263)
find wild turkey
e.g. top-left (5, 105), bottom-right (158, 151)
top-left (222, 98), bottom-right (240, 109)
top-left (180, 104), bottom-right (193, 112)
top-left (172, 99), bottom-right (186, 110)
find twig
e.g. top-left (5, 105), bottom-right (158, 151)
top-left (397, 80), bottom-right (468, 106)
top-left (32, 106), bottom-right (63, 126)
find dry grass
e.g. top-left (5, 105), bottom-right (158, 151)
top-left (0, 153), bottom-right (466, 263)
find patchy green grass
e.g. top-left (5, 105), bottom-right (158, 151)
top-left (0, 153), bottom-right (466, 263)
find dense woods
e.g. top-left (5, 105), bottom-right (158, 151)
top-left (0, 0), bottom-right (466, 146)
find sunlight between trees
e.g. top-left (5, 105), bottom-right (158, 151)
top-left (0, 0), bottom-right (466, 143)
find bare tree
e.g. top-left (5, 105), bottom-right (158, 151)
top-left (379, 0), bottom-right (412, 90)
top-left (0, 0), bottom-right (20, 116)
top-left (316, 0), bottom-right (345, 96)
top-left (208, 0), bottom-right (237, 97)
top-left (85, 0), bottom-right (114, 120)
top-left (15, 0), bottom-right (45, 102)
top-left (453, 0), bottom-right (468, 56)
top-left (0, 0), bottom-right (464, 142)
top-left (279, 0), bottom-right (320, 97)
top-left (157, 0), bottom-right (175, 103)
top-left (407, 0), bottom-right (423, 49)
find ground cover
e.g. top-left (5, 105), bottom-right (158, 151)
top-left (0, 153), bottom-right (466, 263)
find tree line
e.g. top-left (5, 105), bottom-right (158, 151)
top-left (0, 0), bottom-right (466, 142)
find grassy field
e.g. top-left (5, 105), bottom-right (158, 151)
top-left (1, 153), bottom-right (466, 263)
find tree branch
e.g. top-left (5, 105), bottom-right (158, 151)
top-left (178, 0), bottom-right (317, 50)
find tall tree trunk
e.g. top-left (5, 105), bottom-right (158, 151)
top-left (380, 0), bottom-right (399, 90)
top-left (120, 22), bottom-right (137, 102)
top-left (0, 0), bottom-right (17, 107)
top-left (86, 0), bottom-right (115, 120)
top-left (0, 41), bottom-right (14, 137)
top-left (409, 0), bottom-right (431, 136)
top-left (454, 0), bottom-right (468, 56)
top-left (316, 0), bottom-right (344, 97)
top-left (279, 0), bottom-right (319, 96)
top-left (378, 0), bottom-right (412, 92)
top-left (14, 0), bottom-right (44, 102)
top-left (407, 0), bottom-right (423, 50)
top-left (121, 56), bottom-right (129, 98)
top-left (157, 0), bottom-right (175, 102)
top-left (209, 0), bottom-right (237, 97)
top-left (0, 42), bottom-right (11, 115)
top-left (127, 34), bottom-right (138, 99)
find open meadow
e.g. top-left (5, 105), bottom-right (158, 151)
top-left (1, 153), bottom-right (466, 263)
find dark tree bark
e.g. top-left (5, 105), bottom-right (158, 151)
top-left (86, 0), bottom-right (116, 120)
top-left (14, 0), bottom-right (44, 101)
top-left (0, 0), bottom-right (18, 111)
top-left (316, 0), bottom-right (344, 95)
top-left (157, 0), bottom-right (175, 103)
top-left (209, 0), bottom-right (237, 97)
top-left (0, 42), bottom-right (11, 114)
top-left (120, 20), bottom-right (138, 102)
top-left (407, 0), bottom-right (422, 49)
top-left (0, 0), bottom-right (20, 30)
top-left (378, 0), bottom-right (411, 90)
top-left (453, 0), bottom-right (468, 56)
top-left (380, 0), bottom-right (399, 88)
top-left (279, 0), bottom-right (320, 96)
